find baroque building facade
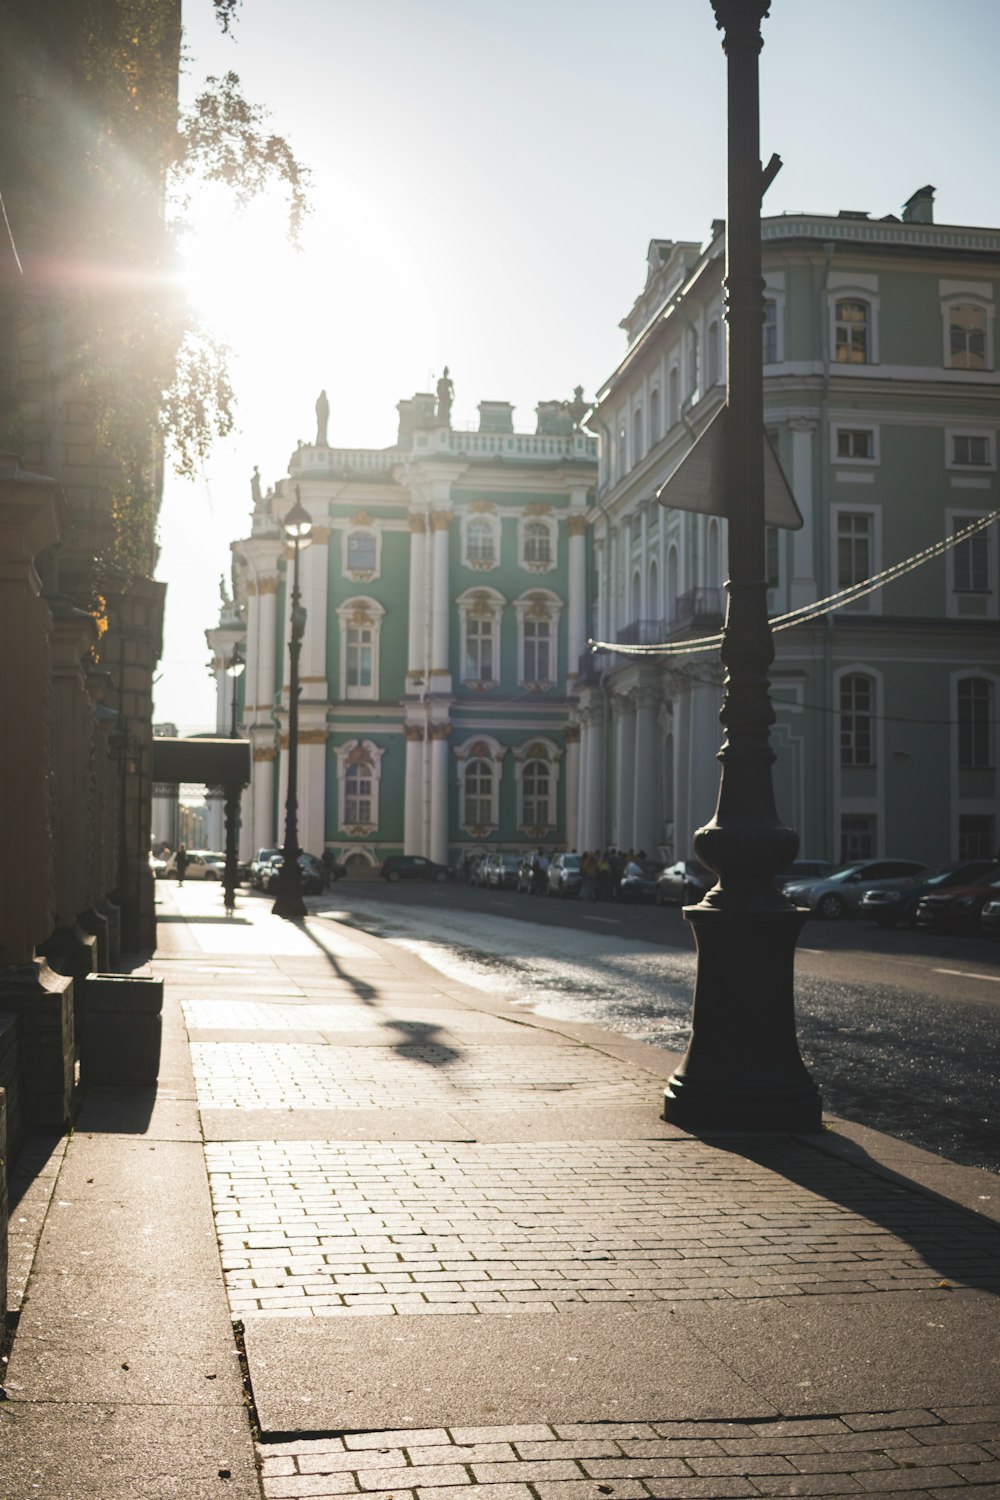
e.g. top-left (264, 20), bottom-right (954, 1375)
top-left (581, 185), bottom-right (999, 867)
top-left (208, 386), bottom-right (597, 869)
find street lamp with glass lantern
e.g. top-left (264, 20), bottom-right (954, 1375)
top-left (222, 641), bottom-right (246, 912)
top-left (272, 488), bottom-right (313, 919)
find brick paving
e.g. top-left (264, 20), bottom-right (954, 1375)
top-left (191, 1042), bottom-right (647, 1111)
top-left (256, 1409), bottom-right (1000, 1499)
top-left (206, 1139), bottom-right (1000, 1316)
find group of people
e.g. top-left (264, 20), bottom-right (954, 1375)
top-left (579, 847), bottom-right (648, 901)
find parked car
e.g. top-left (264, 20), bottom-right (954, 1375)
top-left (379, 855), bottom-right (453, 883)
top-left (485, 852), bottom-right (521, 890)
top-left (915, 872), bottom-right (1000, 932)
top-left (250, 847), bottom-right (282, 889)
top-left (515, 855), bottom-right (535, 894)
top-left (655, 859), bottom-right (714, 906)
top-left (776, 860), bottom-right (834, 885)
top-left (547, 852), bottom-right (582, 898)
top-left (162, 849), bottom-right (226, 881)
top-left (618, 859), bottom-right (664, 903)
top-left (859, 861), bottom-right (1000, 928)
top-left (262, 853), bottom-right (326, 895)
top-left (783, 859), bottom-right (927, 920)
top-left (981, 896), bottom-right (1000, 940)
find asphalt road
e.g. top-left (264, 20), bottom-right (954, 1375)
top-left (303, 878), bottom-right (1000, 1174)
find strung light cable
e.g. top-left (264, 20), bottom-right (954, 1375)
top-left (588, 508), bottom-right (1000, 659)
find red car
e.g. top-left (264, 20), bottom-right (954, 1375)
top-left (915, 873), bottom-right (1000, 932)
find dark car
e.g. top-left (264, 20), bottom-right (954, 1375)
top-left (250, 847), bottom-right (282, 889)
top-left (263, 853), bottom-right (325, 895)
top-left (981, 895), bottom-right (1000, 940)
top-left (776, 860), bottom-right (834, 885)
top-left (859, 861), bottom-right (1000, 928)
top-left (379, 855), bottom-right (453, 883)
top-left (655, 859), bottom-right (714, 906)
top-left (915, 872), bottom-right (1000, 932)
top-left (618, 859), bottom-right (664, 903)
top-left (547, 852), bottom-right (581, 897)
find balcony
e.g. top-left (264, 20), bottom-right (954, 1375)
top-left (616, 618), bottom-right (670, 647)
top-left (670, 588), bottom-right (723, 635)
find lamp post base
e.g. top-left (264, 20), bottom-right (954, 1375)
top-left (663, 903), bottom-right (822, 1133)
top-left (272, 888), bottom-right (307, 920)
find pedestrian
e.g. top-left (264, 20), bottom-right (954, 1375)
top-left (596, 849), bottom-right (612, 901)
top-left (581, 849), bottom-right (598, 900)
top-left (175, 842), bottom-right (188, 885)
top-left (608, 847), bottom-right (624, 900)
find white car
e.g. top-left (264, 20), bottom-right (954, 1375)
top-left (162, 850), bottom-right (227, 881)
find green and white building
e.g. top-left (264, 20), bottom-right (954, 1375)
top-left (207, 386), bottom-right (597, 870)
top-left (580, 184), bottom-right (999, 867)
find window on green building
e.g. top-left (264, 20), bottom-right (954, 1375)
top-left (951, 433), bottom-right (991, 467)
top-left (835, 299), bottom-right (870, 363)
top-left (464, 758), bottom-right (494, 826)
top-left (958, 813), bottom-right (995, 860)
top-left (521, 759), bottom-right (551, 827)
top-left (840, 674), bottom-right (874, 766)
top-left (952, 519), bottom-right (990, 593)
top-left (837, 512), bottom-right (871, 588)
top-left (465, 616), bottom-right (494, 682)
top-left (840, 814), bottom-right (875, 861)
top-left (949, 304), bottom-right (987, 370)
top-left (344, 762), bottom-right (373, 825)
top-left (523, 618), bottom-right (552, 684)
top-left (958, 678), bottom-right (993, 768)
top-left (836, 428), bottom-right (874, 460)
top-left (346, 625), bottom-right (374, 691)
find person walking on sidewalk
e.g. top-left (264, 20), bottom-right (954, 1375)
top-left (175, 843), bottom-right (188, 885)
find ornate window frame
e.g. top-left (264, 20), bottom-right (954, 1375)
top-left (341, 511), bottom-right (382, 582)
top-left (514, 588), bottom-right (562, 691)
top-left (828, 275), bottom-right (880, 366)
top-left (517, 507), bottom-right (557, 574)
top-left (940, 285), bottom-right (994, 371)
top-left (336, 595), bottom-right (385, 700)
top-left (336, 738), bottom-right (385, 837)
top-left (461, 502), bottom-right (500, 571)
top-left (457, 586), bottom-right (505, 689)
top-left (454, 734), bottom-right (505, 837)
top-left (512, 736), bottom-right (562, 838)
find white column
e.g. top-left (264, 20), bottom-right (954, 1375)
top-left (251, 743), bottom-right (276, 852)
top-left (404, 726), bottom-right (424, 854)
top-left (576, 718), bottom-right (589, 849)
top-left (632, 683), bottom-right (659, 854)
top-left (564, 724), bottom-right (581, 850)
top-left (239, 782), bottom-right (253, 864)
top-left (583, 704), bottom-right (605, 849)
top-left (407, 514), bottom-right (428, 683)
top-left (789, 418), bottom-right (818, 609)
top-left (429, 725), bottom-right (449, 865)
top-left (429, 509), bottom-right (451, 692)
top-left (300, 528), bottom-right (330, 695)
top-left (614, 694), bottom-right (636, 849)
top-left (566, 501), bottom-right (588, 687)
top-left (298, 738), bottom-right (327, 856)
top-left (254, 584), bottom-right (278, 721)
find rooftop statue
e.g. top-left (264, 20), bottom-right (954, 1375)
top-left (315, 388), bottom-right (330, 447)
top-left (567, 385), bottom-right (588, 430)
top-left (250, 464), bottom-right (262, 508)
top-left (436, 366), bottom-right (454, 427)
top-left (219, 573), bottom-right (233, 608)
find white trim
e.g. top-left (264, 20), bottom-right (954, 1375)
top-left (461, 506), bottom-right (501, 571)
top-left (831, 422), bottom-right (879, 465)
top-left (512, 735), bottom-right (563, 835)
top-left (939, 285), bottom-right (995, 372)
top-left (341, 522), bottom-right (382, 583)
top-left (828, 286), bottom-right (881, 366)
top-left (453, 733), bottom-right (505, 835)
top-left (517, 511), bottom-right (558, 574)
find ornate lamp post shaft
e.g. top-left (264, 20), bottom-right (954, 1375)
top-left (223, 642), bottom-right (245, 914)
top-left (662, 0), bottom-right (821, 1132)
top-left (273, 490), bottom-right (312, 920)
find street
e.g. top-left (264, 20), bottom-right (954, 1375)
top-left (290, 879), bottom-right (1000, 1174)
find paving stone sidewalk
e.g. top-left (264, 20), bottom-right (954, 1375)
top-left (2, 882), bottom-right (998, 1498)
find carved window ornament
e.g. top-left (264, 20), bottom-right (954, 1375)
top-left (514, 588), bottom-right (562, 690)
top-left (336, 737), bottom-right (385, 836)
top-left (336, 596), bottom-right (386, 700)
top-left (454, 734), bottom-right (504, 834)
top-left (457, 587), bottom-right (505, 689)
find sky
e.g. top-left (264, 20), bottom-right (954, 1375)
top-left (154, 0), bottom-right (1000, 733)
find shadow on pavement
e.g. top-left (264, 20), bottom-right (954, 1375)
top-left (383, 1018), bottom-right (461, 1067)
top-left (711, 1132), bottom-right (1000, 1295)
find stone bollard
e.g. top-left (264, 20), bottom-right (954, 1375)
top-left (80, 974), bottom-right (163, 1086)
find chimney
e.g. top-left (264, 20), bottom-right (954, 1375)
top-left (902, 185), bottom-right (935, 224)
top-left (478, 401), bottom-right (515, 434)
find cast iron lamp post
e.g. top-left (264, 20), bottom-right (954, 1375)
top-left (662, 0), bottom-right (821, 1131)
top-left (222, 642), bottom-right (246, 912)
top-left (272, 489), bottom-right (313, 919)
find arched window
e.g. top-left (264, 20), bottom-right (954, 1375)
top-left (336, 597), bottom-right (385, 701)
top-left (513, 737), bottom-right (561, 833)
top-left (649, 386), bottom-right (661, 445)
top-left (667, 545), bottom-right (679, 622)
top-left (464, 758), bottom-right (495, 825)
top-left (519, 514), bottom-right (556, 572)
top-left (840, 674), bottom-right (874, 766)
top-left (466, 516), bottom-right (497, 566)
top-left (455, 736), bottom-right (503, 834)
top-left (515, 589), bottom-right (562, 688)
top-left (337, 738), bottom-right (385, 834)
top-left (342, 515), bottom-right (381, 580)
top-left (648, 557), bottom-right (659, 620)
top-left (763, 298), bottom-right (778, 363)
top-left (458, 588), bottom-right (505, 687)
top-left (835, 299), bottom-right (870, 363)
top-left (633, 406), bottom-right (644, 463)
top-left (958, 678), bottom-right (993, 768)
top-left (631, 567), bottom-right (642, 624)
top-left (346, 530), bottom-right (376, 574)
top-left (668, 366), bottom-right (680, 428)
top-left (616, 423), bottom-right (628, 479)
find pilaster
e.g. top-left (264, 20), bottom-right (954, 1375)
top-left (788, 417), bottom-right (818, 609)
